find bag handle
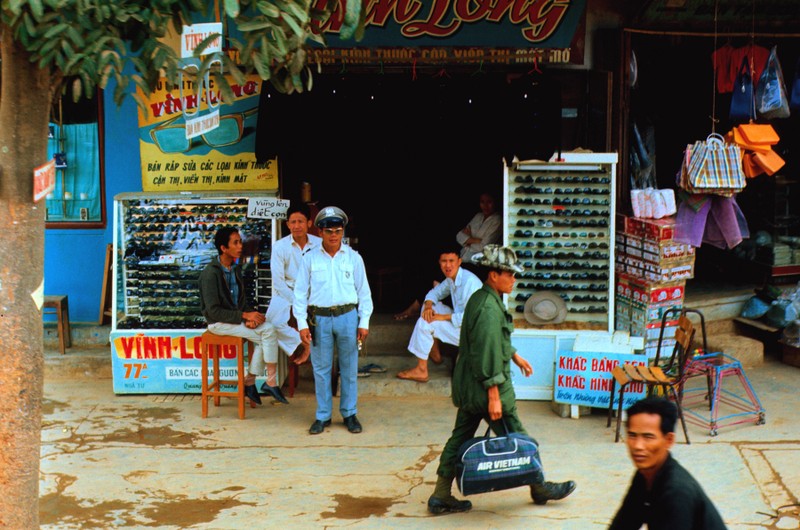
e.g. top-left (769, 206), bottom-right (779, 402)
top-left (706, 132), bottom-right (725, 149)
top-left (483, 418), bottom-right (512, 438)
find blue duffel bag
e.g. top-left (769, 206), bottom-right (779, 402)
top-left (455, 421), bottom-right (544, 496)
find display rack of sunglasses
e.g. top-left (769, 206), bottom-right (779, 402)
top-left (505, 154), bottom-right (617, 332)
top-left (114, 196), bottom-right (272, 331)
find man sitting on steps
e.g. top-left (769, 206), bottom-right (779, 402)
top-left (396, 245), bottom-right (482, 383)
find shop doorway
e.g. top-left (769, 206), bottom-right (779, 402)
top-left (265, 67), bottom-right (603, 311)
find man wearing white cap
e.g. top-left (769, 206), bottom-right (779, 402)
top-left (428, 244), bottom-right (576, 515)
top-left (293, 206), bottom-right (373, 435)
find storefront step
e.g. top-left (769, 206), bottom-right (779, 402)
top-left (44, 322), bottom-right (110, 349)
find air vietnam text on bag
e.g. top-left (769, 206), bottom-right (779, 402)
top-left (455, 422), bottom-right (544, 496)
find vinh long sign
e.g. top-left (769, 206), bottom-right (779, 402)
top-left (309, 0), bottom-right (587, 65)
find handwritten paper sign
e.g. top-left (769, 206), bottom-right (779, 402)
top-left (247, 198), bottom-right (290, 220)
top-left (554, 350), bottom-right (646, 409)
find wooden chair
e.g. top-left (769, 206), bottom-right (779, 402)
top-left (43, 295), bottom-right (72, 355)
top-left (607, 314), bottom-right (695, 444)
top-left (200, 332), bottom-right (256, 420)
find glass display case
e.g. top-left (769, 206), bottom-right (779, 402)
top-left (503, 152), bottom-right (618, 401)
top-left (110, 191), bottom-right (278, 394)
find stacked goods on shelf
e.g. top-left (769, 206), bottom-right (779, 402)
top-left (614, 215), bottom-right (697, 358)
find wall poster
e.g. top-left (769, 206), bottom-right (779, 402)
top-left (137, 72), bottom-right (277, 193)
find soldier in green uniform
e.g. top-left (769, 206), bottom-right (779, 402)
top-left (428, 244), bottom-right (577, 515)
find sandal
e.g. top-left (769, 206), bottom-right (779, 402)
top-left (357, 368), bottom-right (372, 377)
top-left (360, 363), bottom-right (387, 373)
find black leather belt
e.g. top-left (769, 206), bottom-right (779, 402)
top-left (309, 304), bottom-right (357, 317)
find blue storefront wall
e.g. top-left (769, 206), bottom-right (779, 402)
top-left (44, 93), bottom-right (141, 323)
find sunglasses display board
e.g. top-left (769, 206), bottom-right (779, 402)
top-left (109, 191), bottom-right (279, 394)
top-left (502, 152), bottom-right (618, 401)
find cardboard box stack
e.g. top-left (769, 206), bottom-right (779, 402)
top-left (614, 215), bottom-right (697, 359)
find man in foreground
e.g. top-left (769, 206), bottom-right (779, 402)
top-left (609, 396), bottom-right (727, 529)
top-left (396, 246), bottom-right (482, 383)
top-left (428, 244), bottom-right (576, 515)
top-left (294, 206), bottom-right (373, 435)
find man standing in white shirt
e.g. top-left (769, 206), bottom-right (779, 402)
top-left (261, 203), bottom-right (322, 404)
top-left (396, 246), bottom-right (483, 383)
top-left (294, 206), bottom-right (373, 435)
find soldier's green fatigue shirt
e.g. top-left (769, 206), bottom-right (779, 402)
top-left (436, 283), bottom-right (532, 480)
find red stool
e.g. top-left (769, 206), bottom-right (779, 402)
top-left (200, 332), bottom-right (256, 419)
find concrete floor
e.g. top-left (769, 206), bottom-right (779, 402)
top-left (40, 349), bottom-right (800, 529)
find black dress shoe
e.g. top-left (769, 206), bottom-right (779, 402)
top-left (309, 419), bottom-right (331, 435)
top-left (531, 480), bottom-right (576, 505)
top-left (343, 414), bottom-right (362, 433)
top-left (427, 495), bottom-right (472, 515)
top-left (244, 384), bottom-right (262, 405)
top-left (260, 382), bottom-right (289, 404)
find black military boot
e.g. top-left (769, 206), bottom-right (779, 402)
top-left (531, 480), bottom-right (577, 505)
top-left (427, 475), bottom-right (472, 515)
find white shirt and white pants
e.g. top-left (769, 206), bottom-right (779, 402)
top-left (265, 233), bottom-right (322, 357)
top-left (407, 267), bottom-right (482, 360)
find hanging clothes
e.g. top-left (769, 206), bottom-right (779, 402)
top-left (674, 194), bottom-right (750, 249)
top-left (713, 44), bottom-right (769, 94)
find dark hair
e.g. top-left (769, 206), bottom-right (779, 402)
top-left (626, 396), bottom-right (678, 435)
top-left (214, 226), bottom-right (239, 255)
top-left (286, 202), bottom-right (311, 221)
top-left (439, 245), bottom-right (464, 259)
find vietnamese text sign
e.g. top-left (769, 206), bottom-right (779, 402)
top-left (110, 330), bottom-right (272, 394)
top-left (554, 350), bottom-right (646, 408)
top-left (181, 22), bottom-right (223, 58)
top-left (137, 73), bottom-right (278, 192)
top-left (247, 197), bottom-right (290, 220)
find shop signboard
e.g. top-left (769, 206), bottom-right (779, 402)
top-left (311, 0), bottom-right (587, 66)
top-left (136, 71), bottom-right (277, 193)
top-left (554, 350), bottom-right (646, 409)
top-left (110, 329), bottom-right (268, 394)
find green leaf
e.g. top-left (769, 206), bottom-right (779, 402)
top-left (223, 0), bottom-right (241, 18)
top-left (28, 0), bottom-right (44, 19)
top-left (237, 19), bottom-right (274, 31)
top-left (43, 23), bottom-right (69, 39)
top-left (282, 11), bottom-right (303, 37)
top-left (339, 0), bottom-right (361, 40)
top-left (256, 1), bottom-right (280, 18)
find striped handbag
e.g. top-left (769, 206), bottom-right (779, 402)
top-left (679, 133), bottom-right (746, 197)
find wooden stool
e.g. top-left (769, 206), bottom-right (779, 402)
top-left (200, 332), bottom-right (255, 419)
top-left (43, 295), bottom-right (71, 355)
top-left (287, 362), bottom-right (299, 397)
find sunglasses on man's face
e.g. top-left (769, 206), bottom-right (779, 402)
top-left (322, 228), bottom-right (344, 235)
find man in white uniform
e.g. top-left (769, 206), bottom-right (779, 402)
top-left (294, 206), bottom-right (373, 435)
top-left (396, 246), bottom-right (482, 383)
top-left (261, 203), bottom-right (322, 403)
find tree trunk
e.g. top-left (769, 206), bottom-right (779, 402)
top-left (0, 30), bottom-right (57, 528)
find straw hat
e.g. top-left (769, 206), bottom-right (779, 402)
top-left (524, 291), bottom-right (568, 325)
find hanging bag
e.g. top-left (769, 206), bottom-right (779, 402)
top-left (756, 46), bottom-right (790, 119)
top-left (729, 56), bottom-right (755, 122)
top-left (789, 56), bottom-right (800, 111)
top-left (455, 420), bottom-right (544, 496)
top-left (680, 134), bottom-right (746, 196)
